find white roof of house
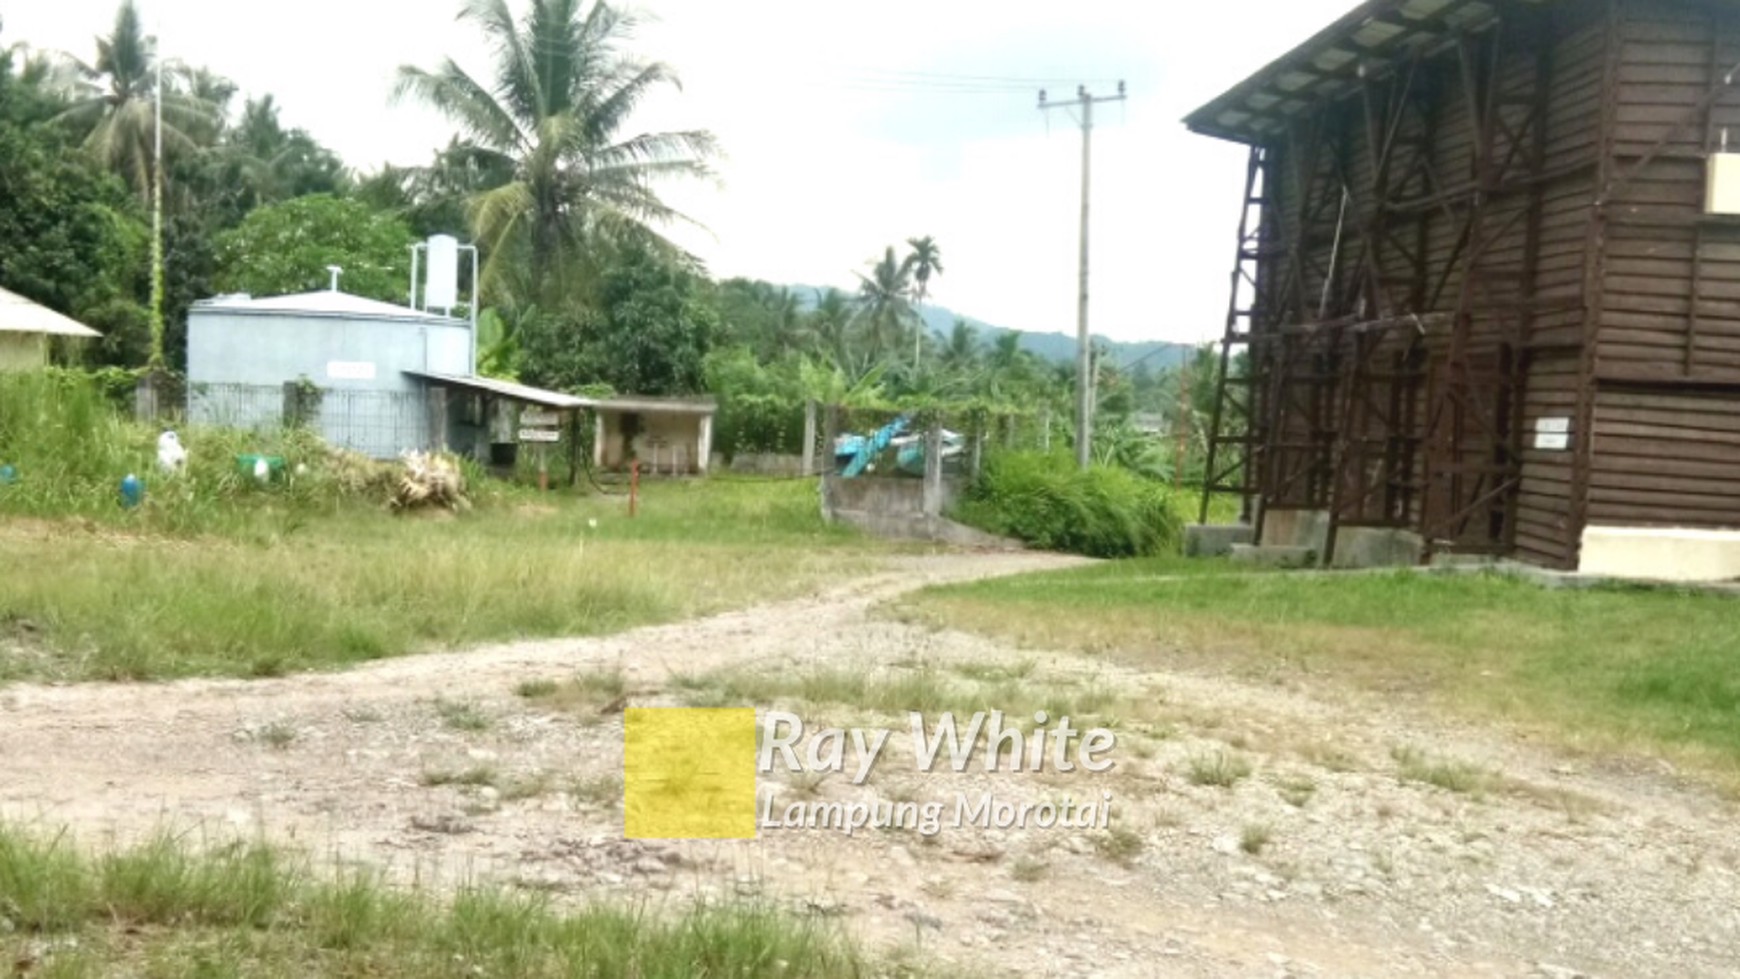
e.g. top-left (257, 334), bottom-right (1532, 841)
top-left (193, 289), bottom-right (460, 323)
top-left (0, 286), bottom-right (103, 338)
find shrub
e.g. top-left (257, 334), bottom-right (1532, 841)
top-left (952, 451), bottom-right (1183, 558)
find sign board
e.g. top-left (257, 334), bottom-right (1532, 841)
top-left (325, 360), bottom-right (377, 381)
top-left (520, 410), bottom-right (560, 427)
top-left (1534, 416), bottom-right (1571, 451)
top-left (519, 428), bottom-right (561, 443)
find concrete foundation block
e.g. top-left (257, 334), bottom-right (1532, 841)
top-left (1229, 544), bottom-right (1318, 568)
top-left (1185, 523), bottom-right (1255, 558)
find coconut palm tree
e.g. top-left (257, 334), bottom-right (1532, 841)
top-left (854, 245), bottom-right (916, 360)
top-left (394, 0), bottom-right (717, 305)
top-left (904, 235), bottom-right (942, 366)
top-left (55, 1), bottom-right (212, 199)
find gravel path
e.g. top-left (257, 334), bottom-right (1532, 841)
top-left (1, 550), bottom-right (1736, 978)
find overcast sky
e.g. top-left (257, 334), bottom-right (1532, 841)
top-left (2, 0), bottom-right (1355, 344)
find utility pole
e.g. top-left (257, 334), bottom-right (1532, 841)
top-left (1041, 82), bottom-right (1125, 469)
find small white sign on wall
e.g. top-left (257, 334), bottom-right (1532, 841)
top-left (1535, 416), bottom-right (1571, 451)
top-left (326, 360), bottom-right (377, 381)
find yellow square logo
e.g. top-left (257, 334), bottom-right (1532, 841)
top-left (624, 707), bottom-right (757, 840)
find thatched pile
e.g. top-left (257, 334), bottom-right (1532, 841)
top-left (391, 451), bottom-right (471, 512)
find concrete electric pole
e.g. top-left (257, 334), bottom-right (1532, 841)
top-left (1041, 82), bottom-right (1125, 469)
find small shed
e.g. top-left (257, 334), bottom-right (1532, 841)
top-left (580, 395), bottom-right (717, 476)
top-left (187, 287), bottom-right (588, 463)
top-left (0, 286), bottom-right (102, 370)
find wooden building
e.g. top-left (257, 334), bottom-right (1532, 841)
top-left (1189, 0), bottom-right (1740, 576)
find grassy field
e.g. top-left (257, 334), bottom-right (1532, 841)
top-left (0, 826), bottom-right (878, 978)
top-left (904, 563), bottom-right (1740, 780)
top-left (0, 479), bottom-right (889, 683)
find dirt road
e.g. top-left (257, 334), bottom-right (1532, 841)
top-left (2, 551), bottom-right (1736, 977)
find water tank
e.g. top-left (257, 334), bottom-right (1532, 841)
top-left (425, 234), bottom-right (460, 311)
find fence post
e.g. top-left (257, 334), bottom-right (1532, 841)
top-left (922, 426), bottom-right (944, 519)
top-left (136, 373), bottom-right (162, 423)
top-left (426, 386), bottom-right (449, 453)
top-left (801, 399), bottom-right (818, 476)
top-left (824, 404), bottom-right (842, 475)
top-left (280, 381), bottom-right (301, 429)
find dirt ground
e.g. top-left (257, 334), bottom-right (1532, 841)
top-left (2, 551), bottom-right (1737, 978)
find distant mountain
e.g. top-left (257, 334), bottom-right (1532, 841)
top-left (788, 285), bottom-right (1195, 372)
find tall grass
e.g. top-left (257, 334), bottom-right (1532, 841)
top-left (0, 373), bottom-right (884, 683)
top-left (0, 371), bottom-right (394, 533)
top-left (952, 450), bottom-right (1183, 558)
top-left (0, 480), bottom-right (879, 682)
top-left (0, 825), bottom-right (873, 977)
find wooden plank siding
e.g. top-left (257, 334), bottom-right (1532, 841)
top-left (1252, 0), bottom-right (1607, 564)
top-left (1584, 0), bottom-right (1740, 537)
top-left (1219, 0), bottom-right (1740, 566)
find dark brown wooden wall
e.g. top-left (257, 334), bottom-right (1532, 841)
top-left (1584, 0), bottom-right (1740, 533)
top-left (1253, 0), bottom-right (1607, 565)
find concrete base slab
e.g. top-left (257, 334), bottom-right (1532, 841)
top-left (1185, 523), bottom-right (1255, 558)
top-left (1579, 525), bottom-right (1740, 582)
top-left (1230, 544), bottom-right (1318, 568)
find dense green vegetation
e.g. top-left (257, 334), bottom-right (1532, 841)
top-left (951, 451), bottom-right (1183, 558)
top-left (909, 565), bottom-right (1740, 780)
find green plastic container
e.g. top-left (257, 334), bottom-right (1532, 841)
top-left (236, 454), bottom-right (287, 482)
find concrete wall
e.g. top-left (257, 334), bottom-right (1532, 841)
top-left (1580, 525), bottom-right (1740, 582)
top-left (818, 474), bottom-right (1011, 546)
top-left (0, 333), bottom-right (45, 371)
top-left (1257, 507), bottom-right (1422, 569)
top-left (596, 410), bottom-right (712, 475)
top-left (726, 452), bottom-right (807, 477)
top-left (187, 311), bottom-right (471, 393)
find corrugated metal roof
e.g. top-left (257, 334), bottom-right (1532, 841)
top-left (581, 395), bottom-right (717, 415)
top-left (0, 286), bottom-right (103, 338)
top-left (404, 370), bottom-right (589, 409)
top-left (193, 289), bottom-right (460, 323)
top-left (1184, 0), bottom-right (1542, 144)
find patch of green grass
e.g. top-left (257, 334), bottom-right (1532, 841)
top-left (1010, 856), bottom-right (1049, 883)
top-left (1092, 826), bottom-right (1145, 866)
top-left (0, 824), bottom-right (877, 977)
top-left (1273, 773), bottom-right (1318, 807)
top-left (0, 477), bottom-right (886, 685)
top-left (1239, 822), bottom-right (1274, 855)
top-left (912, 565), bottom-right (1740, 779)
top-left (1185, 750), bottom-right (1252, 788)
top-left (678, 664), bottom-right (1129, 731)
top-left (1391, 746), bottom-right (1490, 795)
top-left (516, 669), bottom-right (627, 719)
top-left (420, 765), bottom-right (498, 789)
top-left (514, 679), bottom-right (560, 699)
top-left (435, 699), bottom-right (491, 733)
top-left (251, 722), bottom-right (297, 751)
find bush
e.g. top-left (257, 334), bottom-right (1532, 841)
top-left (953, 451), bottom-right (1183, 558)
top-left (0, 370), bottom-right (420, 531)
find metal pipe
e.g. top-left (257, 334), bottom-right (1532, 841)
top-left (408, 245), bottom-right (421, 310)
top-left (468, 245), bottom-right (480, 376)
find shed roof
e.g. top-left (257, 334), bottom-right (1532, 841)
top-left (1185, 0), bottom-right (1543, 144)
top-left (0, 286), bottom-right (103, 338)
top-left (580, 395), bottom-right (717, 416)
top-left (192, 289), bottom-right (461, 324)
top-left (404, 370), bottom-right (588, 409)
